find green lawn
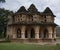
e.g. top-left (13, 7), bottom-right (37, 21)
top-left (57, 36), bottom-right (60, 39)
top-left (0, 43), bottom-right (60, 50)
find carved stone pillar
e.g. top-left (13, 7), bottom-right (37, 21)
top-left (21, 26), bottom-right (25, 39)
top-left (28, 30), bottom-right (30, 38)
top-left (48, 27), bottom-right (52, 38)
top-left (13, 27), bottom-right (16, 39)
top-left (35, 33), bottom-right (39, 39)
top-left (21, 32), bottom-right (25, 39)
top-left (35, 26), bottom-right (39, 39)
top-left (49, 33), bottom-right (52, 38)
top-left (54, 28), bottom-right (56, 38)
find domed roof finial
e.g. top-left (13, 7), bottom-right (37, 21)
top-left (28, 4), bottom-right (38, 13)
top-left (43, 7), bottom-right (56, 17)
top-left (43, 7), bottom-right (53, 14)
top-left (17, 6), bottom-right (27, 13)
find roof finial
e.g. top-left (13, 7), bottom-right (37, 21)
top-left (43, 7), bottom-right (53, 14)
top-left (28, 4), bottom-right (38, 13)
top-left (17, 6), bottom-right (27, 13)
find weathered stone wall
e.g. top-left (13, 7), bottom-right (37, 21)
top-left (56, 26), bottom-right (60, 36)
top-left (8, 15), bottom-right (12, 24)
top-left (46, 16), bottom-right (54, 23)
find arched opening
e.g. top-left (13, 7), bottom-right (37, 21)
top-left (17, 28), bottom-right (21, 38)
top-left (39, 29), bottom-right (42, 38)
top-left (25, 29), bottom-right (28, 38)
top-left (30, 28), bottom-right (35, 38)
top-left (43, 29), bottom-right (48, 38)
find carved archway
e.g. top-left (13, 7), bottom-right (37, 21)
top-left (30, 28), bottom-right (35, 38)
top-left (17, 28), bottom-right (21, 38)
top-left (25, 29), bottom-right (28, 38)
top-left (43, 28), bottom-right (48, 38)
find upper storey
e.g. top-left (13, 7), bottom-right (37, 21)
top-left (8, 4), bottom-right (57, 26)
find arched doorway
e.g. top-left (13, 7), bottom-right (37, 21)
top-left (17, 28), bottom-right (21, 38)
top-left (43, 29), bottom-right (48, 38)
top-left (39, 29), bottom-right (42, 38)
top-left (30, 28), bottom-right (35, 38)
top-left (25, 29), bottom-right (28, 38)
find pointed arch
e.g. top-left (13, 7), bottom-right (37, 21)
top-left (17, 28), bottom-right (21, 38)
top-left (43, 28), bottom-right (48, 38)
top-left (30, 28), bottom-right (35, 38)
top-left (25, 29), bottom-right (28, 38)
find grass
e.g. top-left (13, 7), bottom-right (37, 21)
top-left (56, 44), bottom-right (60, 50)
top-left (0, 43), bottom-right (59, 50)
top-left (57, 36), bottom-right (60, 39)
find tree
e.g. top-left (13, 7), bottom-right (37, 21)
top-left (0, 0), bottom-right (5, 3)
top-left (0, 8), bottom-right (13, 38)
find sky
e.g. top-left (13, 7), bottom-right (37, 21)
top-left (0, 0), bottom-right (60, 26)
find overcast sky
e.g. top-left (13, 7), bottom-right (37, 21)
top-left (0, 0), bottom-right (60, 26)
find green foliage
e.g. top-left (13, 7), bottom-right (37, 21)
top-left (0, 0), bottom-right (5, 3)
top-left (0, 8), bottom-right (13, 38)
top-left (57, 36), bottom-right (60, 39)
top-left (56, 44), bottom-right (60, 50)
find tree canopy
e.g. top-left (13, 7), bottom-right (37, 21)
top-left (0, 8), bottom-right (13, 38)
top-left (0, 0), bottom-right (5, 3)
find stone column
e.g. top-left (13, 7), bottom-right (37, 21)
top-left (13, 27), bottom-right (16, 39)
top-left (48, 27), bottom-right (52, 38)
top-left (21, 32), bottom-right (25, 39)
top-left (21, 26), bottom-right (25, 39)
top-left (28, 30), bottom-right (31, 38)
top-left (54, 28), bottom-right (56, 38)
top-left (35, 26), bottom-right (39, 39)
top-left (49, 33), bottom-right (52, 38)
top-left (35, 33), bottom-right (39, 39)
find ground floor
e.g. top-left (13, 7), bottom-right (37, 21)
top-left (7, 25), bottom-right (56, 42)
